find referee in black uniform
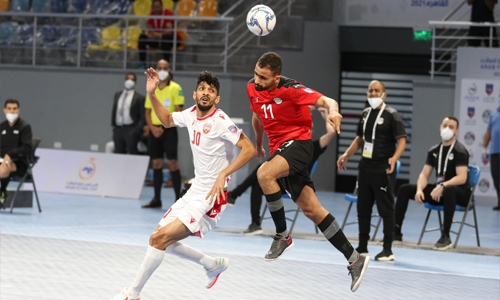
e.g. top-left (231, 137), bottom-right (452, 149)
top-left (0, 99), bottom-right (33, 207)
top-left (337, 80), bottom-right (406, 262)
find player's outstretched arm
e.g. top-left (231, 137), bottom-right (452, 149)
top-left (145, 67), bottom-right (176, 128)
top-left (206, 133), bottom-right (257, 204)
top-left (315, 96), bottom-right (342, 134)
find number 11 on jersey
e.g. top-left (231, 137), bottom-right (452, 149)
top-left (261, 104), bottom-right (274, 119)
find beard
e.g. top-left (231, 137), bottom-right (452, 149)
top-left (197, 102), bottom-right (213, 111)
top-left (254, 84), bottom-right (264, 91)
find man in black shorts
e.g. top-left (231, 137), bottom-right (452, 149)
top-left (248, 52), bottom-right (369, 292)
top-left (142, 59), bottom-right (184, 208)
top-left (395, 116), bottom-right (470, 250)
top-left (0, 99), bottom-right (33, 208)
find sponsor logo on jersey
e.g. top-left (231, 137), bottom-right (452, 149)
top-left (228, 125), bottom-right (238, 134)
top-left (303, 88), bottom-right (314, 94)
top-left (485, 83), bottom-right (493, 96)
top-left (218, 113), bottom-right (225, 120)
top-left (190, 217), bottom-right (196, 224)
top-left (203, 122), bottom-right (212, 134)
top-left (273, 98), bottom-right (283, 104)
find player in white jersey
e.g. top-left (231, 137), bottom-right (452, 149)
top-left (112, 70), bottom-right (257, 300)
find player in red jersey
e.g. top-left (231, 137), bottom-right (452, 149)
top-left (248, 52), bottom-right (368, 292)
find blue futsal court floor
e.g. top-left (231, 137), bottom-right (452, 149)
top-left (1, 187), bottom-right (499, 299)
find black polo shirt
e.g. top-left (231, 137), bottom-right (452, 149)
top-left (356, 104), bottom-right (406, 173)
top-left (0, 118), bottom-right (32, 164)
top-left (425, 140), bottom-right (470, 190)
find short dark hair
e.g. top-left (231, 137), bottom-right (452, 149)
top-left (4, 98), bottom-right (19, 108)
top-left (446, 116), bottom-right (459, 129)
top-left (197, 71), bottom-right (220, 95)
top-left (125, 72), bottom-right (137, 81)
top-left (257, 52), bottom-right (282, 75)
top-left (152, 0), bottom-right (162, 6)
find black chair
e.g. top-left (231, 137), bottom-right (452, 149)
top-left (8, 138), bottom-right (42, 213)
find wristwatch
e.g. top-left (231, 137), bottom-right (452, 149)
top-left (440, 183), bottom-right (445, 188)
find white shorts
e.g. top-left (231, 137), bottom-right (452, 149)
top-left (158, 189), bottom-right (228, 238)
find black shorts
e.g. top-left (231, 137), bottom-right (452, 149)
top-left (148, 126), bottom-right (179, 160)
top-left (11, 161), bottom-right (28, 177)
top-left (268, 139), bottom-right (315, 201)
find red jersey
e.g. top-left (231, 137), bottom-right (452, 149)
top-left (247, 76), bottom-right (322, 154)
top-left (147, 9), bottom-right (174, 30)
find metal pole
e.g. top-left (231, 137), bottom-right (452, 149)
top-left (489, 24), bottom-right (493, 48)
top-left (172, 19), bottom-right (177, 72)
top-left (32, 16), bottom-right (37, 66)
top-left (123, 19), bottom-right (129, 69)
top-left (77, 17), bottom-right (82, 68)
top-left (224, 20), bottom-right (229, 73)
top-left (431, 26), bottom-right (436, 81)
top-left (288, 0), bottom-right (291, 16)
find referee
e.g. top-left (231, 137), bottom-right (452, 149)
top-left (142, 59), bottom-right (184, 208)
top-left (337, 80), bottom-right (406, 262)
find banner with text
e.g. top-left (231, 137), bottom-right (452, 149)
top-left (456, 47), bottom-right (500, 198)
top-left (33, 149), bottom-right (149, 199)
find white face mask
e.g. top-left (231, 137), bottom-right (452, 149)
top-left (124, 79), bottom-right (135, 90)
top-left (440, 127), bottom-right (454, 141)
top-left (5, 113), bottom-right (18, 123)
top-left (158, 70), bottom-right (169, 81)
top-left (367, 93), bottom-right (384, 109)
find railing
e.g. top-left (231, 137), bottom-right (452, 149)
top-left (0, 11), bottom-right (234, 72)
top-left (429, 20), bottom-right (500, 80)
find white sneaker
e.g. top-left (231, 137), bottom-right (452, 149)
top-left (205, 257), bottom-right (229, 289)
top-left (111, 288), bottom-right (140, 300)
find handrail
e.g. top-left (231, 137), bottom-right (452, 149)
top-left (220, 0), bottom-right (245, 18)
top-left (430, 20), bottom-right (500, 26)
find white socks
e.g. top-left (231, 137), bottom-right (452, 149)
top-left (129, 246), bottom-right (165, 297)
top-left (166, 241), bottom-right (217, 270)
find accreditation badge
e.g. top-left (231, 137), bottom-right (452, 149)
top-left (163, 98), bottom-right (171, 108)
top-left (437, 176), bottom-right (445, 183)
top-left (362, 142), bottom-right (374, 158)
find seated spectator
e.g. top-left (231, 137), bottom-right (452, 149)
top-left (228, 107), bottom-right (336, 234)
top-left (394, 116), bottom-right (470, 250)
top-left (138, 0), bottom-right (180, 68)
top-left (0, 99), bottom-right (33, 208)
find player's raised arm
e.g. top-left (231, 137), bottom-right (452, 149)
top-left (145, 67), bottom-right (176, 128)
top-left (206, 133), bottom-right (257, 204)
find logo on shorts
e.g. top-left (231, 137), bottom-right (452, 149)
top-left (209, 209), bottom-right (217, 217)
top-left (273, 98), bottom-right (283, 104)
top-left (203, 122), bottom-right (212, 134)
top-left (190, 217), bottom-right (196, 224)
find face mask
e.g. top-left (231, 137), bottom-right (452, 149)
top-left (124, 79), bottom-right (135, 90)
top-left (367, 93), bottom-right (384, 109)
top-left (440, 127), bottom-right (454, 141)
top-left (158, 70), bottom-right (169, 81)
top-left (5, 113), bottom-right (18, 123)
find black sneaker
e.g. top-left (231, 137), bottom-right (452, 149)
top-left (243, 223), bottom-right (263, 235)
top-left (141, 199), bottom-right (162, 209)
top-left (0, 192), bottom-right (7, 210)
top-left (378, 233), bottom-right (403, 245)
top-left (493, 206), bottom-right (500, 211)
top-left (374, 249), bottom-right (394, 261)
top-left (264, 234), bottom-right (294, 261)
top-left (347, 254), bottom-right (370, 292)
top-left (433, 234), bottom-right (452, 250)
top-left (227, 192), bottom-right (236, 206)
top-left (355, 246), bottom-right (369, 255)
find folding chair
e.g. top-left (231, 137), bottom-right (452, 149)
top-left (260, 160), bottom-right (319, 235)
top-left (341, 160), bottom-right (401, 241)
top-left (8, 138), bottom-right (42, 213)
top-left (417, 164), bottom-right (480, 248)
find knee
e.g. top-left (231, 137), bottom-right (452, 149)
top-left (149, 230), bottom-right (168, 250)
top-left (152, 159), bottom-right (163, 169)
top-left (257, 164), bottom-right (274, 183)
top-left (167, 159), bottom-right (179, 171)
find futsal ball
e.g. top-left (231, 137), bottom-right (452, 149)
top-left (246, 5), bottom-right (276, 36)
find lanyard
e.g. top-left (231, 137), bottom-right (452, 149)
top-left (362, 103), bottom-right (386, 141)
top-left (154, 10), bottom-right (165, 29)
top-left (437, 140), bottom-right (456, 176)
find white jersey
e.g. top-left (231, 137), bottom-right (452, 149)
top-left (172, 105), bottom-right (242, 194)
